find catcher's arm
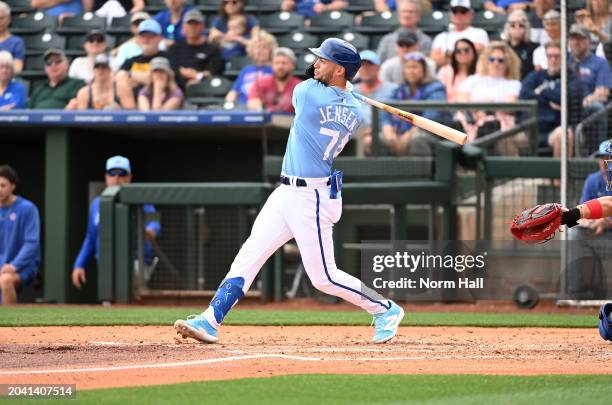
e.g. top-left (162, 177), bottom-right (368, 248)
top-left (561, 196), bottom-right (612, 227)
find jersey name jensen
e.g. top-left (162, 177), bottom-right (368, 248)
top-left (319, 105), bottom-right (360, 132)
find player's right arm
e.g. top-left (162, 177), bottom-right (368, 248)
top-left (72, 199), bottom-right (99, 287)
top-left (561, 196), bottom-right (612, 227)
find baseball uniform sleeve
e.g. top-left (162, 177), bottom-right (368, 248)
top-left (73, 199), bottom-right (99, 269)
top-left (10, 203), bottom-right (40, 273)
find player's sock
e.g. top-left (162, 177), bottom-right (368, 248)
top-left (203, 277), bottom-right (245, 329)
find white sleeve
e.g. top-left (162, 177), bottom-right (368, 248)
top-left (508, 80), bottom-right (522, 97)
top-left (596, 42), bottom-right (604, 58)
top-left (474, 28), bottom-right (489, 47)
top-left (532, 46), bottom-right (547, 69)
top-left (458, 75), bottom-right (477, 93)
top-left (431, 32), bottom-right (447, 51)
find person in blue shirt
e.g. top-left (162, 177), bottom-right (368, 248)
top-left (0, 165), bottom-right (40, 305)
top-left (0, 2), bottom-right (24, 74)
top-left (0, 51), bottom-right (27, 110)
top-left (31, 0), bottom-right (85, 18)
top-left (154, 0), bottom-right (193, 46)
top-left (381, 51), bottom-right (447, 156)
top-left (72, 156), bottom-right (161, 289)
top-left (208, 0), bottom-right (258, 54)
top-left (281, 0), bottom-right (348, 18)
top-left (484, 0), bottom-right (532, 14)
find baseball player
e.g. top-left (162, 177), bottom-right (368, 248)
top-left (175, 38), bottom-right (405, 344)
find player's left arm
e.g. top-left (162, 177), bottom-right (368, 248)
top-left (562, 196), bottom-right (612, 227)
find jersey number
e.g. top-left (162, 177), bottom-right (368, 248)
top-left (320, 127), bottom-right (350, 160)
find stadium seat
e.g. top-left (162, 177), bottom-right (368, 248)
top-left (306, 11), bottom-right (354, 34)
top-left (21, 55), bottom-right (46, 78)
top-left (10, 12), bottom-right (57, 35)
top-left (107, 15), bottom-right (132, 35)
top-left (224, 55), bottom-right (251, 79)
top-left (23, 33), bottom-right (66, 56)
top-left (144, 0), bottom-right (171, 13)
top-left (470, 0), bottom-right (484, 11)
top-left (5, 0), bottom-right (33, 13)
top-left (417, 10), bottom-right (449, 35)
top-left (294, 52), bottom-right (316, 73)
top-left (346, 0), bottom-right (375, 13)
top-left (65, 35), bottom-right (116, 56)
top-left (245, 0), bottom-right (283, 13)
top-left (258, 11), bottom-right (304, 34)
top-left (336, 31), bottom-right (370, 51)
top-left (568, 0), bottom-right (586, 10)
top-left (56, 12), bottom-right (106, 34)
top-left (277, 31), bottom-right (319, 50)
top-left (356, 11), bottom-right (398, 34)
top-left (195, 0), bottom-right (222, 13)
top-left (185, 76), bottom-right (233, 107)
top-left (471, 10), bottom-right (506, 33)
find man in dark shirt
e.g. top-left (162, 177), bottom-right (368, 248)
top-left (167, 9), bottom-right (224, 90)
top-left (116, 18), bottom-right (171, 109)
top-left (29, 49), bottom-right (84, 109)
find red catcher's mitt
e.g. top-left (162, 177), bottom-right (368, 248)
top-left (510, 203), bottom-right (562, 243)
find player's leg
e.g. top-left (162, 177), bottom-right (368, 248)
top-left (175, 186), bottom-right (293, 342)
top-left (0, 272), bottom-right (21, 305)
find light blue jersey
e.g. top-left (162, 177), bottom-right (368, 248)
top-left (282, 79), bottom-right (364, 178)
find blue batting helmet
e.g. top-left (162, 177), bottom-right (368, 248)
top-left (309, 38), bottom-right (361, 81)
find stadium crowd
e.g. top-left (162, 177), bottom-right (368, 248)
top-left (0, 0), bottom-right (611, 156)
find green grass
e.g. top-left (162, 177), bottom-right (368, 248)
top-left (0, 306), bottom-right (598, 328)
top-left (13, 375), bottom-right (612, 405)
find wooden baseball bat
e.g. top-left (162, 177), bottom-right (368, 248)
top-left (354, 93), bottom-right (468, 145)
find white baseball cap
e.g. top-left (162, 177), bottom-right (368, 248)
top-left (450, 0), bottom-right (472, 9)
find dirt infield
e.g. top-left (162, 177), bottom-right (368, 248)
top-left (1, 323), bottom-right (610, 390)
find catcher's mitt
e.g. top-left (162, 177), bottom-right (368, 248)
top-left (510, 203), bottom-right (562, 243)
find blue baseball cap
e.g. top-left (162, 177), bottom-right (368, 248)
top-left (593, 140), bottom-right (612, 158)
top-left (359, 50), bottom-right (380, 65)
top-left (106, 155), bottom-right (131, 174)
top-left (138, 19), bottom-right (162, 35)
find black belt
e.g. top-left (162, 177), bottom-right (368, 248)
top-left (280, 175), bottom-right (330, 187)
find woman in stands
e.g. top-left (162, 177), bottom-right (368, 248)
top-left (73, 54), bottom-right (123, 110)
top-left (208, 0), bottom-right (259, 58)
top-left (223, 30), bottom-right (275, 108)
top-left (582, 0), bottom-right (611, 45)
top-left (501, 9), bottom-right (537, 80)
top-left (437, 38), bottom-right (477, 103)
top-left (0, 51), bottom-right (26, 110)
top-left (137, 56), bottom-right (184, 111)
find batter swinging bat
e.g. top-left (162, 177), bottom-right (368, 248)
top-left (353, 92), bottom-right (468, 146)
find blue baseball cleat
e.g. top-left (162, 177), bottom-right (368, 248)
top-left (174, 314), bottom-right (218, 343)
top-left (372, 301), bottom-right (405, 344)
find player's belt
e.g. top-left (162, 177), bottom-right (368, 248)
top-left (280, 175), bottom-right (331, 187)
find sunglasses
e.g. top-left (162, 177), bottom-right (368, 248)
top-left (87, 36), bottom-right (106, 43)
top-left (488, 56), bottom-right (506, 64)
top-left (546, 53), bottom-right (561, 59)
top-left (509, 22), bottom-right (526, 28)
top-left (106, 169), bottom-right (129, 177)
top-left (455, 46), bottom-right (472, 54)
top-left (451, 7), bottom-right (470, 14)
top-left (404, 53), bottom-right (425, 62)
top-left (45, 58), bottom-right (64, 66)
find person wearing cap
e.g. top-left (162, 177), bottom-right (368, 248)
top-left (532, 9), bottom-right (560, 70)
top-left (116, 18), bottom-right (172, 109)
top-left (31, 0), bottom-right (85, 18)
top-left (73, 54), bottom-right (124, 110)
top-left (382, 51), bottom-right (447, 156)
top-left (154, 0), bottom-right (193, 46)
top-left (111, 11), bottom-right (151, 70)
top-left (280, 0), bottom-right (348, 18)
top-left (354, 50), bottom-right (396, 155)
top-left (137, 56), bottom-right (183, 111)
top-left (376, 0), bottom-right (432, 64)
top-left (68, 29), bottom-right (112, 84)
top-left (0, 51), bottom-right (27, 110)
top-left (247, 47), bottom-right (301, 113)
top-left (29, 49), bottom-right (84, 109)
top-left (168, 8), bottom-right (224, 89)
top-left (380, 30), bottom-right (435, 85)
top-left (72, 156), bottom-right (160, 289)
top-left (0, 2), bottom-right (24, 74)
top-left (0, 165), bottom-right (40, 305)
top-left (430, 0), bottom-right (489, 68)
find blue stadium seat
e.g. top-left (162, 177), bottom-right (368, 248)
top-left (356, 11), bottom-right (398, 34)
top-left (185, 76), bottom-right (233, 107)
top-left (10, 12), bottom-right (57, 35)
top-left (56, 12), bottom-right (106, 34)
top-left (258, 11), bottom-right (304, 34)
top-left (23, 33), bottom-right (66, 56)
top-left (277, 31), bottom-right (319, 50)
top-left (306, 11), bottom-right (354, 34)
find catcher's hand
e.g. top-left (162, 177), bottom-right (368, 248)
top-left (510, 203), bottom-right (562, 243)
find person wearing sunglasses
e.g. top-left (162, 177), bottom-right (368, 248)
top-left (430, 0), bottom-right (489, 68)
top-left (111, 11), bottom-right (151, 70)
top-left (68, 29), bottom-right (111, 84)
top-left (0, 51), bottom-right (26, 110)
top-left (532, 9), bottom-right (560, 70)
top-left (72, 156), bottom-right (160, 290)
top-left (502, 10), bottom-right (537, 79)
top-left (29, 49), bottom-right (84, 109)
top-left (527, 0), bottom-right (555, 44)
top-left (437, 38), bottom-right (477, 102)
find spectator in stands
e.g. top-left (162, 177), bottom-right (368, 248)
top-left (73, 54), bottom-right (123, 110)
top-left (209, 0), bottom-right (259, 50)
top-left (93, 0), bottom-right (144, 23)
top-left (31, 0), bottom-right (87, 18)
top-left (168, 9), bottom-right (224, 90)
top-left (69, 30), bottom-right (110, 84)
top-left (532, 9), bottom-right (560, 70)
top-left (0, 2), bottom-right (24, 74)
top-left (437, 38), bottom-right (477, 102)
top-left (456, 41), bottom-right (522, 143)
top-left (137, 56), bottom-right (183, 111)
top-left (0, 52), bottom-right (27, 110)
top-left (502, 10), bottom-right (538, 79)
top-left (376, 0), bottom-right (432, 63)
top-left (484, 0), bottom-right (531, 15)
top-left (281, 0), bottom-right (348, 18)
top-left (72, 156), bottom-right (160, 289)
top-left (112, 11), bottom-right (150, 70)
top-left (381, 52), bottom-right (446, 156)
top-left (568, 24), bottom-right (612, 150)
top-left (380, 31), bottom-right (420, 85)
top-left (528, 0), bottom-right (554, 44)
top-left (581, 0), bottom-right (611, 46)
top-left (116, 19), bottom-right (171, 109)
top-left (154, 0), bottom-right (193, 46)
top-left (354, 50), bottom-right (396, 155)
top-left (430, 0), bottom-right (489, 68)
top-left (0, 165), bottom-right (40, 305)
top-left (372, 0), bottom-right (432, 13)
top-left (29, 49), bottom-right (84, 109)
top-left (520, 41), bottom-right (582, 156)
top-left (224, 30), bottom-right (276, 107)
top-left (247, 47), bottom-right (301, 113)
top-left (221, 14), bottom-right (248, 60)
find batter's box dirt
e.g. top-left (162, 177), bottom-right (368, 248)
top-left (0, 326), bottom-right (610, 390)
